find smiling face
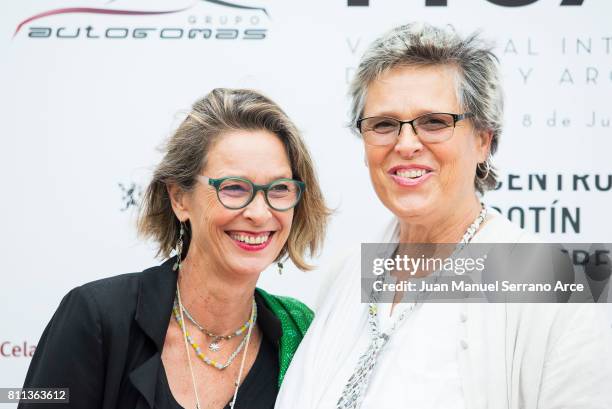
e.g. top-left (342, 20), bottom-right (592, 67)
top-left (172, 129), bottom-right (294, 278)
top-left (362, 64), bottom-right (491, 224)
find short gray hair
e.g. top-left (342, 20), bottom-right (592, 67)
top-left (349, 22), bottom-right (503, 193)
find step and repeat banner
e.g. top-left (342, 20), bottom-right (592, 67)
top-left (1, 0), bottom-right (610, 395)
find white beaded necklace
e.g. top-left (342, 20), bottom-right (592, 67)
top-left (336, 205), bottom-right (487, 409)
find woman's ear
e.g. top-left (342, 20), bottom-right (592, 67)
top-left (167, 183), bottom-right (190, 222)
top-left (477, 129), bottom-right (493, 162)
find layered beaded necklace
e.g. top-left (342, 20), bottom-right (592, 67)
top-left (175, 271), bottom-right (256, 409)
top-left (172, 297), bottom-right (256, 369)
top-left (178, 299), bottom-right (253, 352)
top-left (336, 205), bottom-right (487, 409)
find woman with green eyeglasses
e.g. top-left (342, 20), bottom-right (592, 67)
top-left (20, 88), bottom-right (329, 409)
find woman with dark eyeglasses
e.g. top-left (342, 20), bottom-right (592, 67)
top-left (276, 23), bottom-right (612, 409)
top-left (20, 88), bottom-right (329, 409)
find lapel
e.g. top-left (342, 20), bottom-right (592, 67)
top-left (129, 257), bottom-right (178, 408)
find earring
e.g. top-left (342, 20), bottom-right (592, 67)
top-left (277, 261), bottom-right (284, 275)
top-left (173, 222), bottom-right (186, 271)
top-left (477, 160), bottom-right (491, 181)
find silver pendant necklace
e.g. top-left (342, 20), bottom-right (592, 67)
top-left (176, 275), bottom-right (255, 409)
top-left (336, 205), bottom-right (487, 409)
top-left (179, 301), bottom-right (253, 352)
top-left (172, 297), bottom-right (256, 370)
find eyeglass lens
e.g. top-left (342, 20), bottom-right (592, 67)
top-left (217, 178), bottom-right (301, 210)
top-left (360, 113), bottom-right (456, 145)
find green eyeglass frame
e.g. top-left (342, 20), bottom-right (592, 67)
top-left (197, 175), bottom-right (306, 211)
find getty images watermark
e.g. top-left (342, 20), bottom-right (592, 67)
top-left (361, 243), bottom-right (612, 303)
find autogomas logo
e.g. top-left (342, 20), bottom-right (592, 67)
top-left (14, 0), bottom-right (269, 41)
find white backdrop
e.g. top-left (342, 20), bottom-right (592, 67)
top-left (1, 0), bottom-right (611, 398)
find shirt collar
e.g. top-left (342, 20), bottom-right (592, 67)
top-left (130, 258), bottom-right (283, 408)
top-left (255, 290), bottom-right (283, 344)
top-left (134, 258), bottom-right (177, 351)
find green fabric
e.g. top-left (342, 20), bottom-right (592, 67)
top-left (255, 288), bottom-right (314, 386)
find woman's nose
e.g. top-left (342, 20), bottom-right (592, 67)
top-left (394, 124), bottom-right (424, 158)
top-left (242, 191), bottom-right (272, 223)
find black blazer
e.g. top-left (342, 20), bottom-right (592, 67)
top-left (19, 258), bottom-right (254, 409)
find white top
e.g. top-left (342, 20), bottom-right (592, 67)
top-left (275, 210), bottom-right (612, 409)
top-left (356, 303), bottom-right (466, 409)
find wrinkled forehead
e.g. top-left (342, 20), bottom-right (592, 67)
top-left (203, 129), bottom-right (292, 182)
top-left (362, 64), bottom-right (463, 118)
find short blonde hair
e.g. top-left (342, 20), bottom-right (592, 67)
top-left (138, 88), bottom-right (329, 271)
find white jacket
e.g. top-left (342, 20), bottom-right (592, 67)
top-left (276, 211), bottom-right (612, 409)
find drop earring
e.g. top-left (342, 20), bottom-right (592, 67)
top-left (277, 261), bottom-right (284, 275)
top-left (173, 222), bottom-right (185, 271)
top-left (477, 159), bottom-right (491, 181)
